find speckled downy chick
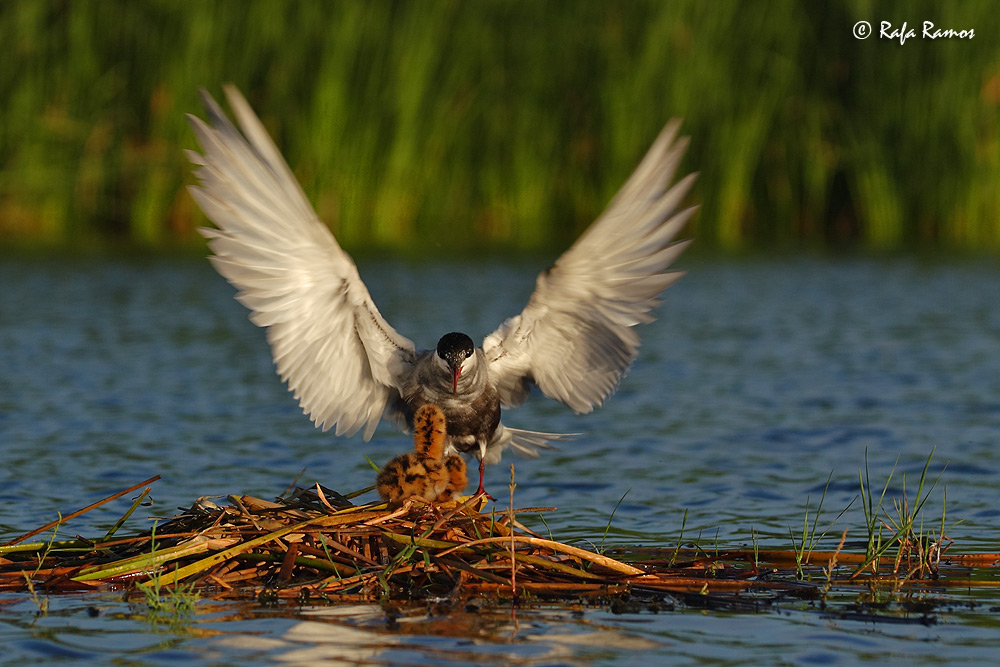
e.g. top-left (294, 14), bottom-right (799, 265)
top-left (376, 404), bottom-right (468, 504)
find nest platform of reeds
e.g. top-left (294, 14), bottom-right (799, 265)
top-left (2, 474), bottom-right (999, 615)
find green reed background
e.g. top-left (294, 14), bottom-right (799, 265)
top-left (1, 0), bottom-right (998, 252)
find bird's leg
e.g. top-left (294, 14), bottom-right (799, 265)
top-left (475, 443), bottom-right (495, 501)
top-left (475, 458), bottom-right (496, 501)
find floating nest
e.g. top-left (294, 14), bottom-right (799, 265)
top-left (0, 475), bottom-right (656, 603)
top-left (2, 474), bottom-right (999, 616)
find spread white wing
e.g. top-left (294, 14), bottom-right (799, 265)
top-left (187, 85), bottom-right (416, 439)
top-left (483, 121), bottom-right (695, 413)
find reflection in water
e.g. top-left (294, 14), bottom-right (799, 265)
top-left (215, 603), bottom-right (665, 665)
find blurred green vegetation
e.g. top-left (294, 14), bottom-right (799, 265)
top-left (1, 0), bottom-right (998, 253)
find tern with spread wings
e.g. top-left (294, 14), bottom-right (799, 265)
top-left (187, 85), bottom-right (696, 495)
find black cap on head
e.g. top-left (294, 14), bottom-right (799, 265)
top-left (436, 332), bottom-right (474, 370)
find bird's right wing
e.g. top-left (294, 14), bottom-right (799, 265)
top-left (187, 85), bottom-right (416, 439)
top-left (483, 121), bottom-right (695, 413)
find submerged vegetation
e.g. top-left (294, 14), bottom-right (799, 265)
top-left (0, 453), bottom-right (997, 624)
top-left (1, 0), bottom-right (999, 252)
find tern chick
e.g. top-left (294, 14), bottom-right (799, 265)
top-left (376, 404), bottom-right (468, 504)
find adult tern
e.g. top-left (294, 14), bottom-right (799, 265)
top-left (187, 85), bottom-right (696, 495)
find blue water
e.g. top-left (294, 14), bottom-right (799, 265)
top-left (2, 254), bottom-right (1000, 664)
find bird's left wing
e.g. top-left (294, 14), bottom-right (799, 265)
top-left (483, 121), bottom-right (696, 413)
top-left (187, 85), bottom-right (416, 439)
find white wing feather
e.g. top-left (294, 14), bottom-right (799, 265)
top-left (187, 85), bottom-right (416, 439)
top-left (484, 121), bottom-right (695, 413)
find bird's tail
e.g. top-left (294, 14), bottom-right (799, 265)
top-left (484, 424), bottom-right (577, 465)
